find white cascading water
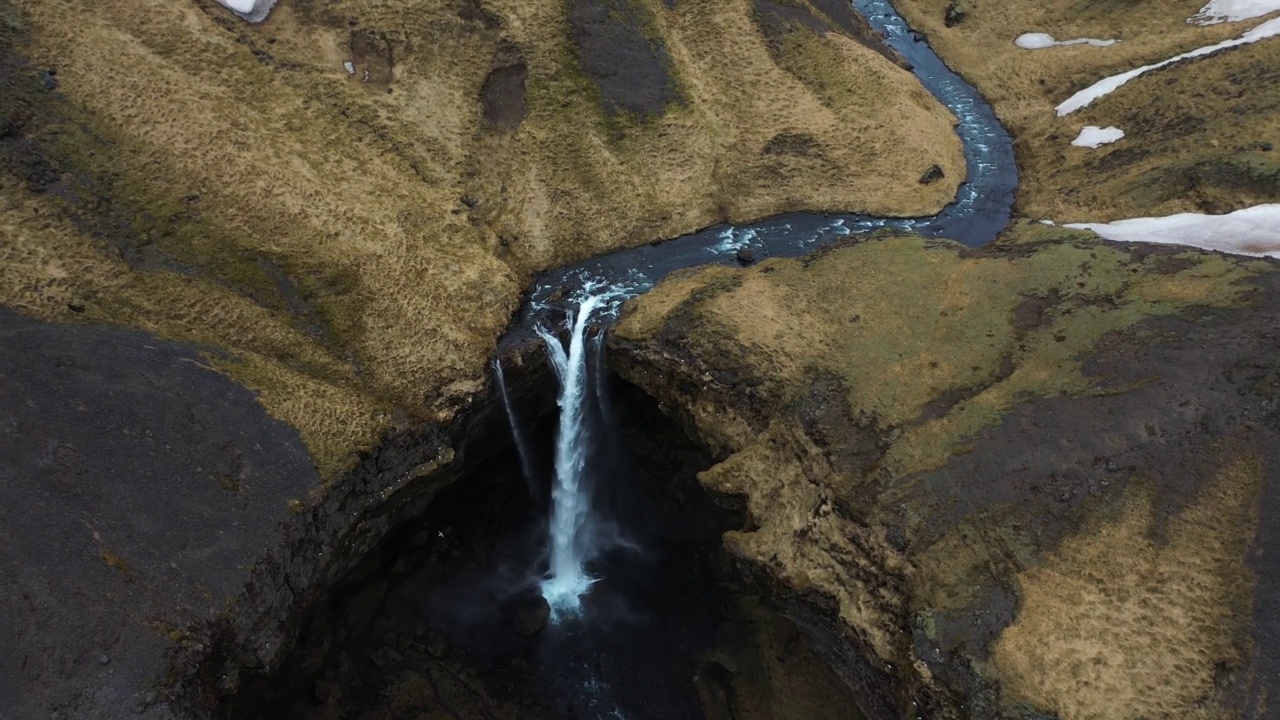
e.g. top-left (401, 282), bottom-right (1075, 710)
top-left (493, 358), bottom-right (539, 497)
top-left (536, 294), bottom-right (606, 616)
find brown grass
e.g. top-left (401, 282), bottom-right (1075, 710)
top-left (894, 0), bottom-right (1280, 222)
top-left (2, 0), bottom-right (963, 477)
top-left (991, 456), bottom-right (1261, 719)
top-left (673, 231), bottom-right (1261, 480)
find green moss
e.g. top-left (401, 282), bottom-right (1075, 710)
top-left (636, 229), bottom-right (1267, 489)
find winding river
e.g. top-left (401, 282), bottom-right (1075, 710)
top-left (509, 0), bottom-right (1018, 622)
top-left (508, 0), bottom-right (1017, 336)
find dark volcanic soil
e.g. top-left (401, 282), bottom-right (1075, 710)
top-left (567, 0), bottom-right (680, 118)
top-left (0, 311), bottom-right (318, 720)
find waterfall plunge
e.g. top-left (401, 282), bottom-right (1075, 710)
top-left (535, 294), bottom-right (613, 617)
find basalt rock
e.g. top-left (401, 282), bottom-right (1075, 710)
top-left (918, 163), bottom-right (945, 184)
top-left (610, 226), bottom-right (1280, 719)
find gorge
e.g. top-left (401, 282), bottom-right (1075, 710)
top-left (2, 0), bottom-right (1278, 717)
top-left (205, 0), bottom-right (1023, 715)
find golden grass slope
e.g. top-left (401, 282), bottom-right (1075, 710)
top-left (993, 455), bottom-right (1261, 720)
top-left (617, 227), bottom-right (1267, 484)
top-left (894, 0), bottom-right (1280, 222)
top-left (1, 0), bottom-right (963, 477)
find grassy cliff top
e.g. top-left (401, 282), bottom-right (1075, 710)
top-left (0, 0), bottom-right (963, 478)
top-left (611, 227), bottom-right (1280, 717)
top-left (616, 226), bottom-right (1272, 481)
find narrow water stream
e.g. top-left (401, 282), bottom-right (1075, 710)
top-left (507, 0), bottom-right (1016, 343)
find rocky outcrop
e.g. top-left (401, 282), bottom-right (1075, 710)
top-left (610, 226), bottom-right (1280, 718)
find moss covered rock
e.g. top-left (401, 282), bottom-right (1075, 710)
top-left (611, 226), bottom-right (1280, 718)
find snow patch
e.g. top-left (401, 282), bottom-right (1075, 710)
top-left (1066, 204), bottom-right (1280, 258)
top-left (1071, 125), bottom-right (1125, 148)
top-left (1190, 0), bottom-right (1280, 24)
top-left (1015, 32), bottom-right (1118, 49)
top-left (1057, 16), bottom-right (1280, 115)
top-left (214, 0), bottom-right (276, 23)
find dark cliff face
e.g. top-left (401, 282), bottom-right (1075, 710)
top-left (610, 228), bottom-right (1280, 719)
top-left (0, 310), bottom-right (319, 720)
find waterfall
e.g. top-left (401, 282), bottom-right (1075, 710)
top-left (536, 295), bottom-right (608, 616)
top-left (493, 358), bottom-right (539, 497)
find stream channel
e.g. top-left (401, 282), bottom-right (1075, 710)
top-left (228, 0), bottom-right (1017, 717)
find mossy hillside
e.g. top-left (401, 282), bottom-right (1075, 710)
top-left (617, 226), bottom-right (1269, 486)
top-left (611, 228), bottom-right (1279, 716)
top-left (0, 184), bottom-right (387, 480)
top-left (991, 454), bottom-right (1262, 719)
top-left (893, 0), bottom-right (1280, 222)
top-left (1, 0), bottom-right (964, 480)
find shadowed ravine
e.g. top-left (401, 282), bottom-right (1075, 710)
top-left (232, 0), bottom-right (1017, 717)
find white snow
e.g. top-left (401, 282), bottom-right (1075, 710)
top-left (1190, 0), bottom-right (1280, 24)
top-left (215, 0), bottom-right (276, 23)
top-left (1016, 33), bottom-right (1057, 49)
top-left (1071, 125), bottom-right (1125, 148)
top-left (1065, 204), bottom-right (1280, 258)
top-left (1015, 32), bottom-right (1118, 49)
top-left (1057, 16), bottom-right (1280, 115)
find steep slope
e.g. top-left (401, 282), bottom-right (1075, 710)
top-left (892, 0), bottom-right (1280, 224)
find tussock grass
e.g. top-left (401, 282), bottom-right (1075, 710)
top-left (993, 457), bottom-right (1260, 719)
top-left (614, 226), bottom-right (1273, 710)
top-left (618, 226), bottom-right (1267, 484)
top-left (0, 182), bottom-right (386, 478)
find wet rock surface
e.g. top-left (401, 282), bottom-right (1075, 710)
top-left (611, 229), bottom-right (1280, 718)
top-left (0, 310), bottom-right (318, 720)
